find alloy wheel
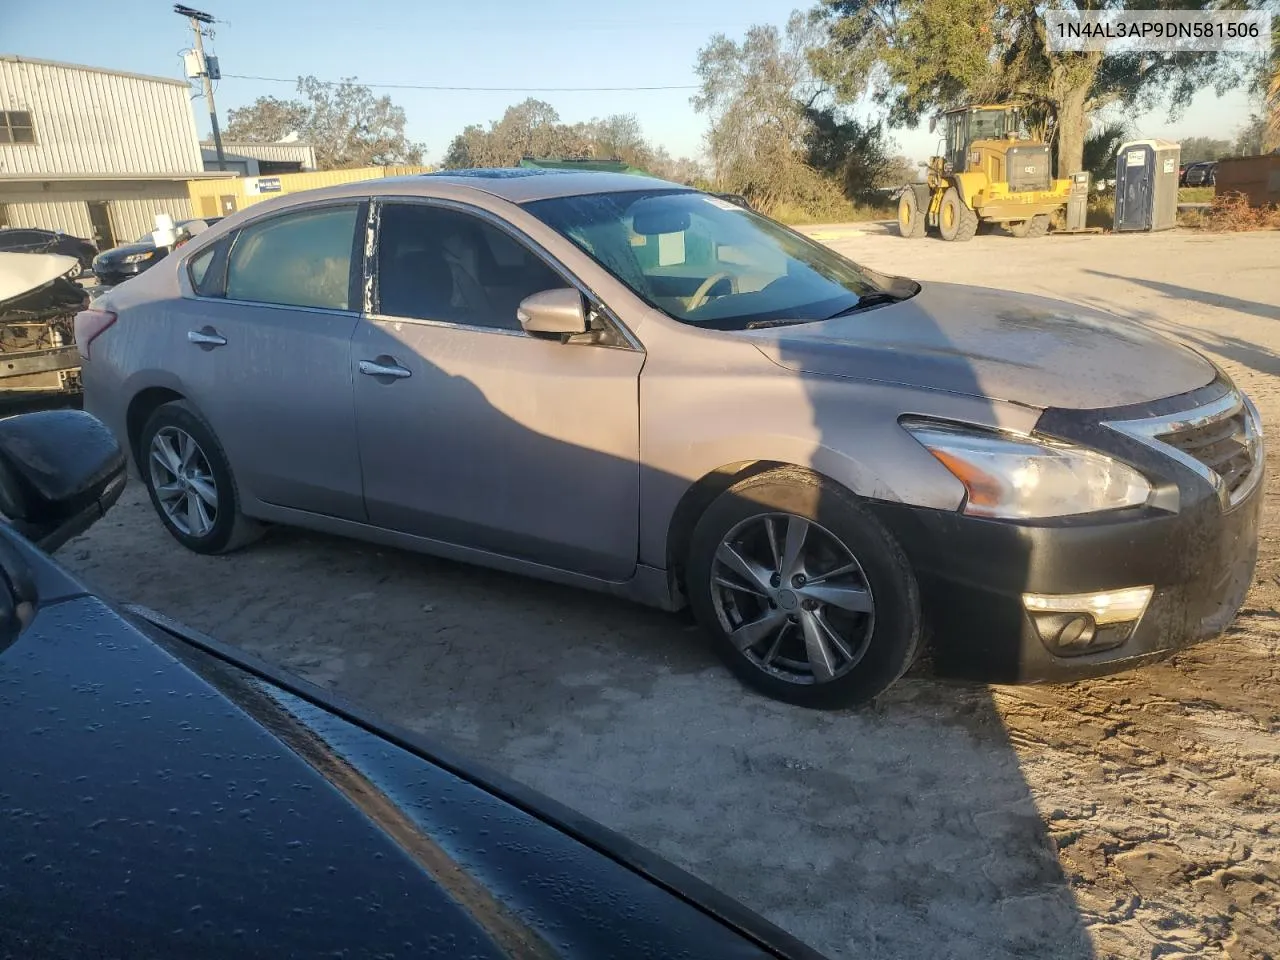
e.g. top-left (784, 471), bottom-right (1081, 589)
top-left (149, 426), bottom-right (218, 538)
top-left (710, 513), bottom-right (875, 685)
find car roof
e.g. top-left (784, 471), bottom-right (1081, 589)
top-left (410, 168), bottom-right (688, 203)
top-left (263, 168), bottom-right (691, 208)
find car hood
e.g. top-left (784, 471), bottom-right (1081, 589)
top-left (0, 554), bottom-right (808, 959)
top-left (95, 240), bottom-right (155, 263)
top-left (747, 281), bottom-right (1215, 410)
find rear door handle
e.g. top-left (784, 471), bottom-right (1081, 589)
top-left (358, 358), bottom-right (412, 379)
top-left (188, 328), bottom-right (227, 347)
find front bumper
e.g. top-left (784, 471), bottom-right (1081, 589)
top-left (871, 483), bottom-right (1261, 683)
top-left (869, 379), bottom-right (1264, 683)
top-left (92, 261), bottom-right (150, 286)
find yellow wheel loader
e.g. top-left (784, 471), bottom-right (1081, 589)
top-left (895, 105), bottom-right (1072, 241)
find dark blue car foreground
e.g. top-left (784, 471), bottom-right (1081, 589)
top-left (0, 411), bottom-right (825, 960)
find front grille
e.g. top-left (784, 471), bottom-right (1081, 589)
top-left (1158, 409), bottom-right (1255, 497)
top-left (1105, 389), bottom-right (1264, 508)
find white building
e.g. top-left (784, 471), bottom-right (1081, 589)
top-left (202, 140), bottom-right (317, 176)
top-left (0, 55), bottom-right (235, 250)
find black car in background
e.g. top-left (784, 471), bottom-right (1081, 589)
top-left (0, 409), bottom-right (825, 960)
top-left (1182, 161), bottom-right (1218, 187)
top-left (91, 217), bottom-right (222, 286)
top-left (0, 227), bottom-right (97, 275)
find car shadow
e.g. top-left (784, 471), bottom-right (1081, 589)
top-left (766, 273), bottom-right (1093, 958)
top-left (1082, 269), bottom-right (1280, 323)
top-left (1069, 292), bottom-right (1280, 380)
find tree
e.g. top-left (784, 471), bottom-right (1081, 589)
top-left (441, 100), bottom-right (702, 178)
top-left (693, 11), bottom-right (895, 214)
top-left (1266, 36), bottom-right (1280, 151)
top-left (803, 107), bottom-right (894, 199)
top-left (815, 0), bottom-right (1266, 178)
top-left (225, 77), bottom-right (424, 170)
top-left (1081, 119), bottom-right (1129, 185)
top-left (1180, 136), bottom-right (1234, 164)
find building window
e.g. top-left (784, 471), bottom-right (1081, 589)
top-left (0, 112), bottom-right (36, 144)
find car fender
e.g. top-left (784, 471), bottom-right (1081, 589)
top-left (636, 366), bottom-right (986, 569)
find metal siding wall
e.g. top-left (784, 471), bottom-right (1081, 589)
top-left (0, 182), bottom-right (193, 244)
top-left (2, 198), bottom-right (93, 237)
top-left (214, 142), bottom-right (318, 169)
top-left (0, 58), bottom-right (203, 175)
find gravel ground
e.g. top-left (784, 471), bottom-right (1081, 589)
top-left (59, 226), bottom-right (1278, 959)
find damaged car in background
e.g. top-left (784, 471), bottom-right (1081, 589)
top-left (0, 251), bottom-right (85, 397)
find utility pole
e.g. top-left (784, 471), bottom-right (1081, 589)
top-left (175, 4), bottom-right (225, 171)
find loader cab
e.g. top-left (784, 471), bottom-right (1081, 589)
top-left (941, 106), bottom-right (1019, 172)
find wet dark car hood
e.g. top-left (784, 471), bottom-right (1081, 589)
top-left (0, 539), bottom-right (813, 959)
top-left (748, 281), bottom-right (1215, 410)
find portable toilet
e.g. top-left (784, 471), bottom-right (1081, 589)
top-left (1114, 139), bottom-right (1180, 232)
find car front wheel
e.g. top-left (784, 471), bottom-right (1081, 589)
top-left (688, 468), bottom-right (921, 709)
top-left (139, 400), bottom-right (263, 554)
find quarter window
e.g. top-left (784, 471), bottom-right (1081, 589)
top-left (0, 111), bottom-right (35, 144)
top-left (376, 203), bottom-right (569, 330)
top-left (226, 205), bottom-right (359, 310)
top-left (188, 241), bottom-right (226, 297)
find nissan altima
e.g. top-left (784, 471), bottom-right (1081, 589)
top-left (76, 169), bottom-right (1263, 708)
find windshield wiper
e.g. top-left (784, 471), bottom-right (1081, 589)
top-left (823, 291), bottom-right (904, 320)
top-left (745, 318), bottom-right (810, 330)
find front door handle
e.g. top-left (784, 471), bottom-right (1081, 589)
top-left (358, 358), bottom-right (412, 379)
top-left (188, 328), bottom-right (227, 347)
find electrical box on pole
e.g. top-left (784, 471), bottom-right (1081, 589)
top-left (174, 4), bottom-right (226, 171)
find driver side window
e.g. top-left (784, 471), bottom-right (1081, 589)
top-left (376, 203), bottom-right (570, 331)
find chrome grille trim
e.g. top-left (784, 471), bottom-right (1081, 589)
top-left (1104, 388), bottom-right (1264, 510)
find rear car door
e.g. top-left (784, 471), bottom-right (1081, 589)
top-left (173, 201), bottom-right (366, 520)
top-left (352, 199), bottom-right (644, 580)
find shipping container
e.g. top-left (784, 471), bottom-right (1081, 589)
top-left (1215, 154), bottom-right (1280, 208)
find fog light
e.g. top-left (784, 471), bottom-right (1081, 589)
top-left (1023, 586), bottom-right (1153, 657)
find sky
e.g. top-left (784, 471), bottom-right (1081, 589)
top-left (2, 0), bottom-right (1263, 167)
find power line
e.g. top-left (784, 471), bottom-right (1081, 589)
top-left (222, 73), bottom-right (698, 93)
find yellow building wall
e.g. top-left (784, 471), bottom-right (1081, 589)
top-left (187, 165), bottom-right (431, 217)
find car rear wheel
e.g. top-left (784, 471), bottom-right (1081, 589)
top-left (687, 468), bottom-right (921, 708)
top-left (140, 400), bottom-right (263, 555)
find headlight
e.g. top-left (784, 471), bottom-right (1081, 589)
top-left (903, 420), bottom-right (1151, 519)
top-left (121, 251), bottom-right (154, 264)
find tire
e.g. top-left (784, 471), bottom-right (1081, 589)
top-left (687, 468), bottom-right (921, 709)
top-left (139, 399), bottom-right (263, 555)
top-left (896, 190), bottom-right (926, 238)
top-left (937, 187), bottom-right (978, 242)
top-left (1008, 214), bottom-right (1049, 238)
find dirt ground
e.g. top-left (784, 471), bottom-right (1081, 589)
top-left (60, 226), bottom-right (1278, 959)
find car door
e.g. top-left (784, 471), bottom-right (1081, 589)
top-left (173, 201), bottom-right (366, 520)
top-left (352, 199), bottom-right (644, 580)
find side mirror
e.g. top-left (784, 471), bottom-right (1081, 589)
top-left (517, 288), bottom-right (587, 338)
top-left (0, 410), bottom-right (127, 553)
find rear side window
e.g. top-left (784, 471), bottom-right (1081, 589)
top-left (226, 205), bottom-right (360, 310)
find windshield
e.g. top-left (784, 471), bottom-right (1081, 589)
top-left (968, 109), bottom-right (1012, 141)
top-left (524, 190), bottom-right (903, 330)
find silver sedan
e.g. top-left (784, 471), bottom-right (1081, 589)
top-left (76, 170), bottom-right (1262, 707)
